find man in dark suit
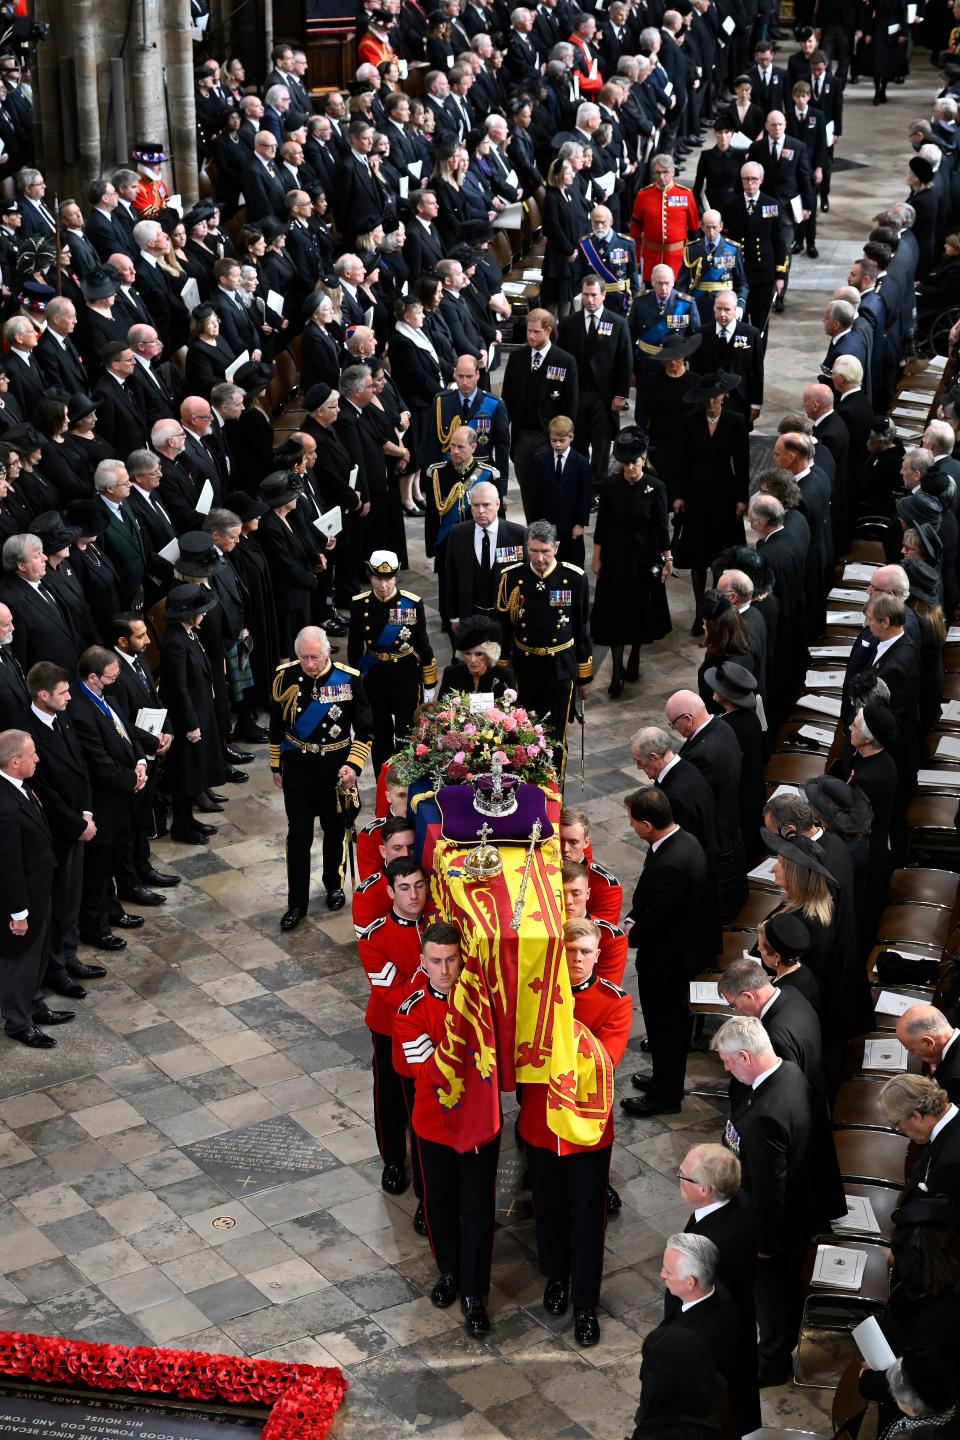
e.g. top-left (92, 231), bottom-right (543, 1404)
top-left (93, 460), bottom-right (147, 607)
top-left (500, 309), bottom-right (579, 523)
top-left (0, 727), bottom-right (60, 1047)
top-left (36, 298), bottom-right (93, 396)
top-left (809, 55), bottom-right (843, 203)
top-left (445, 481), bottom-right (527, 636)
top-left (719, 959), bottom-right (823, 1099)
top-left (180, 398), bottom-right (225, 499)
top-left (722, 162), bottom-right (787, 335)
top-left (557, 277), bottom-right (632, 484)
top-left (26, 662), bottom-right (106, 1000)
top-left (241, 132), bottom-right (290, 223)
top-left (126, 450), bottom-right (179, 603)
top-left (333, 122), bottom-right (387, 247)
top-left (134, 223), bottom-right (178, 355)
top-left (0, 535), bottom-right (81, 674)
top-left (3, 318), bottom-right (45, 419)
top-left (86, 177), bottom-right (137, 262)
top-left (881, 1074), bottom-right (960, 1205)
top-left (714, 1018), bottom-right (836, 1385)
top-left (671, 1143), bottom-right (757, 1338)
top-left (528, 422), bottom-right (592, 567)
top-left (620, 787), bottom-right (711, 1119)
top-left (833, 354), bottom-right (873, 495)
top-left (748, 113), bottom-right (814, 284)
top-left (694, 291), bottom-right (765, 422)
top-left (71, 646), bottom-right (148, 952)
top-left (211, 259), bottom-right (262, 360)
top-left (0, 603), bottom-right (31, 729)
top-left (152, 419), bottom-right (211, 536)
top-left (656, 1234), bottom-right (760, 1436)
top-left (403, 189), bottom-right (445, 278)
top-left (91, 341), bottom-right (147, 452)
top-left (897, 1004), bottom-right (960, 1104)
top-left (747, 41), bottom-right (789, 116)
top-left (785, 82), bottom-right (827, 256)
top-left (821, 298), bottom-right (870, 395)
top-left (668, 689), bottom-right (746, 922)
top-left (128, 325), bottom-right (179, 429)
top-left (747, 492), bottom-right (808, 720)
top-left (437, 259), bottom-right (487, 368)
top-left (803, 381), bottom-right (851, 553)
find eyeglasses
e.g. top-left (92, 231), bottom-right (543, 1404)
top-left (668, 713), bottom-right (690, 731)
top-left (676, 1171), bottom-right (698, 1184)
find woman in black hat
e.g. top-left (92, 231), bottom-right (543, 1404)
top-left (860, 415), bottom-right (906, 517)
top-left (61, 395), bottom-right (115, 491)
top-left (6, 424), bottom-right (60, 518)
top-left (844, 700), bottom-right (899, 927)
top-left (0, 443), bottom-right (34, 540)
top-left (855, 0), bottom-right (908, 106)
top-left (463, 130), bottom-right (500, 227)
top-left (439, 615), bottom-right (516, 700)
top-left (230, 361), bottom-right (277, 497)
top-left (185, 305), bottom-right (236, 398)
top-left (647, 336), bottom-right (701, 495)
top-left (33, 395), bottom-right (88, 503)
top-left (590, 426), bottom-right (671, 695)
top-left (256, 471), bottom-right (319, 656)
top-left (365, 356), bottom-right (410, 568)
top-left (903, 557), bottom-right (946, 736)
top-left (675, 372), bottom-right (749, 636)
top-left (63, 498), bottom-right (124, 639)
top-left (161, 584), bottom-right (227, 845)
top-left (761, 830), bottom-right (837, 997)
top-left (706, 659), bottom-right (765, 862)
top-left (756, 913), bottom-right (821, 1012)
top-left (260, 220), bottom-right (301, 326)
top-left (698, 592), bottom-right (755, 714)
top-left (183, 206), bottom-right (218, 294)
top-left (301, 386), bottom-right (366, 607)
top-left (223, 491), bottom-right (281, 720)
top-left (31, 510), bottom-right (98, 651)
top-left (907, 155), bottom-right (937, 278)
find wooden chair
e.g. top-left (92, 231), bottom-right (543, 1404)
top-left (724, 891), bottom-right (783, 933)
top-left (885, 868), bottom-right (958, 908)
top-left (794, 1236), bottom-right (890, 1388)
top-left (870, 985), bottom-right (936, 1030)
top-left (834, 1182), bottom-right (901, 1243)
top-left (846, 1030), bottom-right (922, 1077)
top-left (832, 1357), bottom-right (869, 1440)
top-left (873, 903), bottom-right (953, 949)
top-left (905, 794), bottom-right (960, 866)
top-left (764, 753), bottom-right (828, 790)
top-left (834, 1128), bottom-right (910, 1185)
top-left (833, 1077), bottom-right (893, 1130)
top-left (490, 231), bottom-right (512, 273)
top-left (865, 942), bottom-right (941, 984)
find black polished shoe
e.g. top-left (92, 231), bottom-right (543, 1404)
top-left (624, 654), bottom-right (641, 682)
top-left (118, 885), bottom-right (165, 907)
top-left (413, 1201), bottom-right (428, 1236)
top-left (689, 617), bottom-right (703, 637)
top-left (381, 1163), bottom-right (408, 1195)
top-left (607, 1183), bottom-right (622, 1215)
top-left (112, 912), bottom-right (145, 929)
top-left (325, 889), bottom-right (346, 911)
top-left (195, 797), bottom-right (224, 813)
top-left (49, 978), bottom-right (87, 999)
top-left (225, 745), bottom-right (254, 764)
top-left (191, 820), bottom-right (219, 836)
top-left (138, 868), bottom-right (180, 888)
top-left (806, 244), bottom-right (819, 259)
top-left (170, 827), bottom-right (209, 845)
top-left (280, 907), bottom-right (306, 932)
top-left (631, 1072), bottom-right (653, 1090)
top-left (543, 1279), bottom-right (569, 1315)
top-left (607, 670), bottom-right (625, 698)
top-left (790, 238), bottom-right (803, 254)
top-left (13, 1027), bottom-right (56, 1048)
top-left (574, 1308), bottom-right (600, 1347)
top-left (233, 723), bottom-right (268, 743)
top-left (80, 932), bottom-right (127, 951)
top-left (637, 1038), bottom-right (652, 1053)
top-left (223, 766), bottom-right (249, 784)
top-left (820, 199), bottom-right (829, 212)
top-left (620, 1096), bottom-right (682, 1118)
top-left (462, 1296), bottom-right (490, 1336)
top-left (32, 1007), bottom-right (75, 1025)
top-left (323, 619), bottom-right (347, 638)
top-left (431, 1273), bottom-right (458, 1308)
top-left (68, 961), bottom-right (107, 979)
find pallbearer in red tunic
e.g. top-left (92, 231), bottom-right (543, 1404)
top-left (559, 806), bottom-right (623, 923)
top-left (351, 814), bottom-right (416, 935)
top-left (518, 919), bottom-right (631, 1348)
top-left (561, 863), bottom-right (628, 985)
top-left (357, 858), bottom-right (428, 1197)
top-left (394, 920), bottom-right (502, 1339)
top-left (357, 764), bottom-right (409, 879)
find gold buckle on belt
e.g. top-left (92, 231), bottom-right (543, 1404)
top-left (285, 732), bottom-right (350, 755)
top-left (697, 280), bottom-right (729, 291)
top-left (515, 638), bottom-right (574, 658)
top-left (603, 280), bottom-right (627, 291)
top-left (369, 647), bottom-right (415, 662)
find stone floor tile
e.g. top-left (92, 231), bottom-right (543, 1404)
top-left (132, 1295), bottom-right (212, 1343)
top-left (99, 1265), bottom-right (183, 1313)
top-left (71, 1238), bottom-right (151, 1284)
top-left (0, 1094), bottom-right (62, 1128)
top-left (14, 1181), bottom-right (90, 1227)
top-left (152, 1106), bottom-right (230, 1146)
top-left (71, 1099), bottom-right (146, 1139)
top-left (371, 1296), bottom-right (462, 1345)
top-left (315, 1317), bottom-right (400, 1367)
top-left (183, 1202), bottom-right (266, 1245)
top-left (188, 1275), bottom-right (271, 1323)
top-left (0, 1224), bottom-right (61, 1273)
top-left (11, 1258), bottom-right (88, 1304)
top-left (0, 1132), bottom-right (37, 1168)
top-left (245, 1255), bottom-right (331, 1304)
top-left (97, 1191), bottom-right (180, 1236)
top-left (151, 1044), bottom-right (226, 1081)
top-left (202, 1031), bottom-right (276, 1064)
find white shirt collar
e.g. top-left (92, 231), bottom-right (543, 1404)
top-left (658, 753), bottom-right (681, 782)
top-left (875, 632), bottom-right (903, 661)
top-left (694, 1198), bottom-right (729, 1221)
top-left (940, 1030), bottom-right (960, 1061)
top-left (931, 1103), bottom-right (958, 1143)
top-left (0, 769), bottom-right (24, 791)
top-left (752, 1056), bottom-right (782, 1089)
top-left (29, 702), bottom-right (55, 728)
top-left (102, 496), bottom-right (123, 514)
top-left (651, 823), bottom-right (680, 852)
top-left (689, 716), bottom-right (713, 739)
top-left (759, 989), bottom-right (779, 1018)
top-left (115, 647), bottom-right (138, 668)
top-left (681, 1287), bottom-right (715, 1312)
top-left (139, 250), bottom-right (157, 267)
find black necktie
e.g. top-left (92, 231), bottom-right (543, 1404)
top-left (481, 528), bottom-right (490, 569)
top-left (23, 781), bottom-right (42, 811)
top-left (747, 199), bottom-right (755, 215)
top-left (556, 454), bottom-right (563, 482)
top-left (133, 655), bottom-right (150, 691)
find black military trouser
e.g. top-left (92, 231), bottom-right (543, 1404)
top-left (419, 1130), bottom-right (501, 1295)
top-left (372, 1028), bottom-right (408, 1169)
top-left (526, 1142), bottom-right (611, 1308)
top-left (364, 660), bottom-right (420, 775)
top-left (281, 752), bottom-right (348, 907)
top-left (401, 1077), bottom-right (425, 1200)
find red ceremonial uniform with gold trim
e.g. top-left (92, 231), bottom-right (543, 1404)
top-left (356, 816), bottom-right (387, 880)
top-left (517, 974), bottom-right (631, 1154)
top-left (133, 175), bottom-right (170, 218)
top-left (394, 981), bottom-right (499, 1145)
top-left (352, 869), bottom-right (390, 934)
top-left (594, 917), bottom-right (628, 985)
top-left (358, 911), bottom-right (427, 1035)
top-left (586, 861), bottom-right (622, 923)
top-left (629, 182), bottom-right (700, 281)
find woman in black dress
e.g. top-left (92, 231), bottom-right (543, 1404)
top-left (855, 0), bottom-right (908, 103)
top-left (907, 155), bottom-right (938, 279)
top-left (717, 75), bottom-right (765, 143)
top-left (256, 471), bottom-right (319, 656)
top-left (365, 356), bottom-right (410, 568)
top-left (223, 490), bottom-right (281, 726)
top-left (706, 659), bottom-right (764, 861)
top-left (33, 395), bottom-right (86, 503)
top-left (698, 594), bottom-right (756, 712)
top-left (645, 332), bottom-right (702, 501)
top-left (674, 371), bottom-right (749, 636)
top-left (302, 385), bottom-right (367, 609)
top-left (693, 118), bottom-right (746, 215)
top-left (211, 110), bottom-right (248, 220)
top-left (432, 144), bottom-right (470, 252)
top-left (439, 615), bottom-right (517, 700)
top-left (161, 583), bottom-right (227, 846)
top-left (756, 912), bottom-right (822, 1013)
top-left (230, 361), bottom-right (277, 497)
top-left (418, 276), bottom-right (457, 385)
top-left (540, 157), bottom-right (581, 317)
top-left (185, 304), bottom-right (236, 397)
top-left (903, 557), bottom-right (946, 737)
top-left (61, 394), bottom-right (115, 495)
top-left (387, 295), bottom-right (442, 514)
top-left (761, 831), bottom-right (838, 1010)
top-left (590, 426), bottom-right (672, 696)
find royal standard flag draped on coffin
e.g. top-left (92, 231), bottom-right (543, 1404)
top-left (426, 835), bottom-right (615, 1153)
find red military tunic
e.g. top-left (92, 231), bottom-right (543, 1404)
top-left (629, 182), bottom-right (700, 281)
top-left (517, 974), bottom-right (632, 1154)
top-left (356, 816), bottom-right (387, 880)
top-left (394, 982), bottom-right (464, 1145)
top-left (358, 911), bottom-right (426, 1035)
top-left (133, 174), bottom-right (170, 218)
top-left (594, 916), bottom-right (628, 985)
top-left (586, 860), bottom-right (622, 924)
top-left (352, 869), bottom-right (390, 935)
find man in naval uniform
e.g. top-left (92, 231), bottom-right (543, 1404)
top-left (678, 210), bottom-right (749, 325)
top-left (423, 353), bottom-right (510, 494)
top-left (574, 204), bottom-right (641, 316)
top-left (424, 426), bottom-right (500, 635)
top-left (270, 626), bottom-right (373, 932)
top-left (348, 550), bottom-right (437, 773)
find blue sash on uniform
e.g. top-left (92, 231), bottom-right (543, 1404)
top-left (579, 235), bottom-right (619, 286)
top-left (280, 668), bottom-right (353, 756)
top-left (359, 604), bottom-right (418, 677)
top-left (435, 466), bottom-right (496, 548)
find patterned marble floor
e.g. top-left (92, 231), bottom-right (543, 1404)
top-left (0, 55), bottom-right (935, 1439)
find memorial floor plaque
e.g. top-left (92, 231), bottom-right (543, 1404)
top-left (182, 1115), bottom-right (340, 1197)
top-left (0, 1390), bottom-right (262, 1440)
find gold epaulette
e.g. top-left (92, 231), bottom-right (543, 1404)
top-left (727, 237), bottom-right (742, 248)
top-left (616, 232), bottom-right (633, 243)
top-left (398, 589), bottom-right (421, 602)
top-left (337, 663), bottom-right (361, 676)
top-left (275, 658), bottom-right (298, 670)
top-left (353, 590), bottom-right (371, 602)
top-left (426, 460), bottom-right (447, 476)
top-left (562, 561), bottom-right (585, 576)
